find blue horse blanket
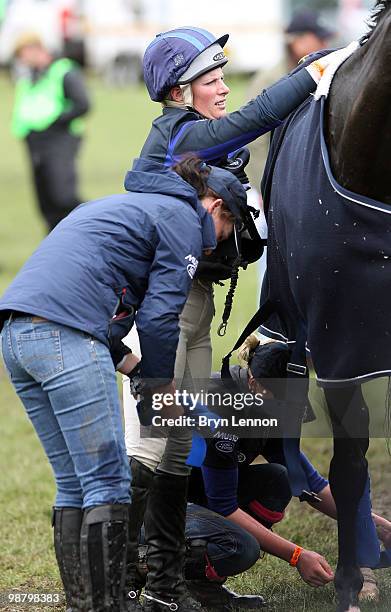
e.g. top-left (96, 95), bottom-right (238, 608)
top-left (262, 96), bottom-right (391, 387)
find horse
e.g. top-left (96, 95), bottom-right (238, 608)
top-left (260, 2), bottom-right (391, 610)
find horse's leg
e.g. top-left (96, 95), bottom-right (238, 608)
top-left (325, 385), bottom-right (370, 612)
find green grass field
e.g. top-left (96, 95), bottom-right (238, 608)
top-left (0, 73), bottom-right (390, 611)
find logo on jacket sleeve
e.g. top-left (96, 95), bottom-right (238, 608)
top-left (185, 254), bottom-right (199, 279)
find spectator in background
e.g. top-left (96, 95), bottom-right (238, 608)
top-left (11, 33), bottom-right (90, 231)
top-left (246, 9), bottom-right (335, 188)
top-left (60, 6), bottom-right (86, 67)
top-left (0, 0), bottom-right (8, 29)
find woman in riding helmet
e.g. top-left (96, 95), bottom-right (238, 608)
top-left (141, 27), bottom-right (331, 164)
top-left (124, 26), bottom-right (344, 612)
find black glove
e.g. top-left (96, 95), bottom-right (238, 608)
top-left (136, 388), bottom-right (154, 426)
top-left (127, 362), bottom-right (142, 397)
top-left (110, 340), bottom-right (132, 370)
top-left (220, 147), bottom-right (251, 187)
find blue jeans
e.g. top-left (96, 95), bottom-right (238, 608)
top-left (140, 503), bottom-right (260, 577)
top-left (185, 503), bottom-right (260, 576)
top-left (1, 317), bottom-right (131, 508)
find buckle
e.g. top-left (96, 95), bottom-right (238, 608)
top-left (287, 362), bottom-right (307, 376)
top-left (142, 593), bottom-right (178, 611)
top-left (299, 490), bottom-right (322, 503)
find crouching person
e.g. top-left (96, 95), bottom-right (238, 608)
top-left (126, 453), bottom-right (267, 612)
top-left (0, 157), bottom-right (242, 611)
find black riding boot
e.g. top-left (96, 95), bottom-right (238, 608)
top-left (125, 458), bottom-right (154, 610)
top-left (185, 540), bottom-right (266, 611)
top-left (142, 471), bottom-right (205, 612)
top-left (52, 507), bottom-right (83, 612)
top-left (80, 503), bottom-right (129, 611)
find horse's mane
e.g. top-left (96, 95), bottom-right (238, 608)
top-left (361, 0), bottom-right (391, 43)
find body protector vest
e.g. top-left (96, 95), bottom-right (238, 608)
top-left (12, 58), bottom-right (84, 139)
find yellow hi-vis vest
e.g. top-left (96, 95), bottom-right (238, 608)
top-left (12, 58), bottom-right (84, 139)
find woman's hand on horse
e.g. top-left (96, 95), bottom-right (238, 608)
top-left (296, 550), bottom-right (334, 587)
top-left (306, 42), bottom-right (360, 84)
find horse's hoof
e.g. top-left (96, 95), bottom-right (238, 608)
top-left (358, 567), bottom-right (379, 603)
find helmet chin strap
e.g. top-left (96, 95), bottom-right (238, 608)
top-left (161, 83), bottom-right (194, 110)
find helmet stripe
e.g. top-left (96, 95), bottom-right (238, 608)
top-left (179, 27), bottom-right (215, 43)
top-left (161, 32), bottom-right (205, 51)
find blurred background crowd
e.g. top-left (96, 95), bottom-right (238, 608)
top-left (0, 0), bottom-right (374, 80)
top-left (0, 1), bottom-right (374, 230)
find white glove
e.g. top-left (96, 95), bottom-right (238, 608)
top-left (305, 42), bottom-right (360, 99)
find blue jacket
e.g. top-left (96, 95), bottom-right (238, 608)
top-left (0, 159), bottom-right (216, 380)
top-left (140, 66), bottom-right (316, 166)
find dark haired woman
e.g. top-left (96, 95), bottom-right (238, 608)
top-left (0, 157), bottom-right (245, 612)
top-left (185, 335), bottom-right (391, 604)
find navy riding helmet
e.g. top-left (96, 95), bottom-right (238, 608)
top-left (143, 26), bottom-right (229, 101)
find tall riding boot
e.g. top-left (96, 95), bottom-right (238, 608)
top-left (80, 503), bottom-right (129, 611)
top-left (142, 471), bottom-right (205, 611)
top-left (52, 507), bottom-right (83, 612)
top-left (185, 540), bottom-right (266, 611)
top-left (125, 458), bottom-right (154, 610)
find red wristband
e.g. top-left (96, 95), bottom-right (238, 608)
top-left (289, 546), bottom-right (303, 567)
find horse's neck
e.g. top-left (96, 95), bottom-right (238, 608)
top-left (326, 13), bottom-right (391, 204)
